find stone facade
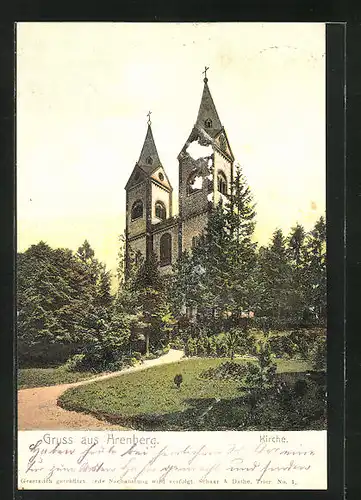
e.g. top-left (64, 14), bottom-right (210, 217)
top-left (125, 75), bottom-right (235, 273)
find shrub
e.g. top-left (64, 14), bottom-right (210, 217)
top-left (144, 352), bottom-right (157, 360)
top-left (240, 375), bottom-right (326, 431)
top-left (200, 361), bottom-right (248, 380)
top-left (174, 374), bottom-right (183, 388)
top-left (18, 342), bottom-right (84, 368)
top-left (309, 335), bottom-right (326, 370)
top-left (267, 335), bottom-right (297, 358)
top-left (65, 353), bottom-right (87, 372)
top-left (132, 351), bottom-right (142, 361)
top-left (185, 337), bottom-right (197, 357)
top-left (262, 329), bottom-right (326, 364)
top-left (244, 342), bottom-right (277, 389)
top-left (208, 336), bottom-right (217, 357)
top-left (169, 338), bottom-right (184, 350)
top-left (106, 359), bottom-right (126, 372)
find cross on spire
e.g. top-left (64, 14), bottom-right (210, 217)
top-left (147, 110), bottom-right (152, 125)
top-left (202, 66), bottom-right (209, 83)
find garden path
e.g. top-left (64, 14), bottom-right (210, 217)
top-left (18, 349), bottom-right (184, 430)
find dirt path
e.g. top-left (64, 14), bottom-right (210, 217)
top-left (18, 349), bottom-right (184, 430)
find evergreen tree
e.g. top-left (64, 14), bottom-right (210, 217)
top-left (116, 240), bottom-right (175, 355)
top-left (258, 229), bottom-right (292, 323)
top-left (288, 223), bottom-right (306, 269)
top-left (132, 251), bottom-right (174, 354)
top-left (225, 164), bottom-right (258, 317)
top-left (304, 216), bottom-right (326, 322)
top-left (286, 223), bottom-right (308, 323)
top-left (171, 163), bottom-right (258, 336)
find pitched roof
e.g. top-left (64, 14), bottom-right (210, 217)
top-left (137, 124), bottom-right (162, 173)
top-left (195, 78), bottom-right (223, 138)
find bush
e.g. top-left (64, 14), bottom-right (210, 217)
top-left (106, 360), bottom-right (126, 372)
top-left (169, 338), bottom-right (184, 350)
top-left (65, 353), bottom-right (87, 372)
top-left (162, 345), bottom-right (170, 355)
top-left (132, 351), bottom-right (142, 361)
top-left (18, 342), bottom-right (84, 368)
top-left (239, 374), bottom-right (326, 431)
top-left (262, 329), bottom-right (326, 364)
top-left (184, 334), bottom-right (247, 358)
top-left (244, 343), bottom-right (277, 389)
top-left (200, 361), bottom-right (248, 380)
top-left (174, 374), bottom-right (183, 388)
top-left (144, 352), bottom-right (157, 360)
top-left (309, 335), bottom-right (326, 370)
top-left (65, 349), bottom-right (136, 374)
top-left (267, 335), bottom-right (297, 358)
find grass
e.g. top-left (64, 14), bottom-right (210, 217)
top-left (18, 365), bottom-right (97, 389)
top-left (58, 357), bottom-right (321, 431)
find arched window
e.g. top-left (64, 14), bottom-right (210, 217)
top-left (217, 171), bottom-right (227, 196)
top-left (155, 201), bottom-right (166, 220)
top-left (131, 200), bottom-right (143, 220)
top-left (205, 118), bottom-right (212, 129)
top-left (160, 233), bottom-right (172, 266)
top-left (186, 171), bottom-right (203, 195)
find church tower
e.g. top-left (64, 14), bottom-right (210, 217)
top-left (125, 115), bottom-right (173, 270)
top-left (178, 69), bottom-right (235, 254)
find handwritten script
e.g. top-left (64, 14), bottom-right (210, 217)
top-left (18, 431), bottom-right (327, 490)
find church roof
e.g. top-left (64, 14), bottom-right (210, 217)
top-left (195, 77), bottom-right (223, 138)
top-left (137, 124), bottom-right (162, 173)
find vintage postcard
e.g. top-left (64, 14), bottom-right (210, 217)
top-left (16, 22), bottom-right (327, 490)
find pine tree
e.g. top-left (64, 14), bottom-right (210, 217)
top-left (116, 241), bottom-right (175, 355)
top-left (171, 163), bottom-right (258, 337)
top-left (225, 164), bottom-right (257, 318)
top-left (132, 251), bottom-right (174, 354)
top-left (286, 224), bottom-right (308, 323)
top-left (304, 216), bottom-right (326, 323)
top-left (288, 223), bottom-right (306, 269)
top-left (258, 229), bottom-right (292, 323)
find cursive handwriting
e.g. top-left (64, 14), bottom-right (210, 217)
top-left (20, 431), bottom-right (326, 490)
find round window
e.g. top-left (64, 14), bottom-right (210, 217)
top-left (158, 172), bottom-right (164, 181)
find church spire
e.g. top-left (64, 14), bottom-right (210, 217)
top-left (137, 113), bottom-right (162, 172)
top-left (195, 67), bottom-right (222, 138)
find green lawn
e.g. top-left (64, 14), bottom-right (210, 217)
top-left (58, 357), bottom-right (321, 431)
top-left (18, 366), bottom-right (97, 389)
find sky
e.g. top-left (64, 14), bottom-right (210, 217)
top-left (17, 22), bottom-right (325, 274)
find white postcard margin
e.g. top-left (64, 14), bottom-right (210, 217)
top-left (18, 430), bottom-right (327, 490)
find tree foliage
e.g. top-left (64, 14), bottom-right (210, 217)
top-left (117, 244), bottom-right (176, 355)
top-left (256, 217), bottom-right (326, 327)
top-left (17, 240), bottom-right (118, 367)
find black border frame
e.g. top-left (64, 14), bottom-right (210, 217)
top-left (0, 15), bottom-right (350, 500)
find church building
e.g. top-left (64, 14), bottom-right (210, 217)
top-left (124, 70), bottom-right (235, 273)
